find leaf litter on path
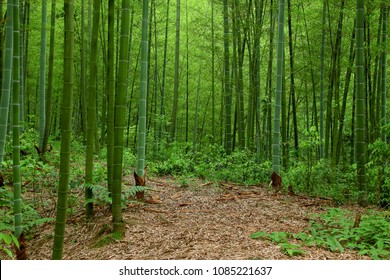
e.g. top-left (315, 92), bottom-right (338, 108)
top-left (24, 176), bottom-right (370, 260)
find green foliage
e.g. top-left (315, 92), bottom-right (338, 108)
top-left (0, 185), bottom-right (51, 259)
top-left (250, 230), bottom-right (306, 257)
top-left (83, 183), bottom-right (149, 207)
top-left (0, 188), bottom-right (19, 258)
top-left (251, 208), bottom-right (390, 259)
top-left (279, 243), bottom-right (306, 257)
top-left (367, 139), bottom-right (390, 208)
top-left (0, 230), bottom-right (19, 259)
top-left (285, 159), bottom-right (360, 204)
top-left (150, 143), bottom-right (272, 185)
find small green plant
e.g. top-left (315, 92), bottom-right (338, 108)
top-left (0, 223), bottom-right (19, 258)
top-left (250, 230), bottom-right (306, 257)
top-left (251, 208), bottom-right (390, 259)
top-left (279, 242), bottom-right (306, 256)
top-left (83, 184), bottom-right (151, 207)
top-left (0, 188), bottom-right (19, 258)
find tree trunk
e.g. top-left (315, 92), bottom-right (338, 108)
top-left (170, 0), bottom-right (180, 141)
top-left (12, 0), bottom-right (22, 240)
top-left (52, 0), bottom-right (74, 259)
top-left (42, 0), bottom-right (56, 159)
top-left (272, 0), bottom-right (285, 175)
top-left (85, 0), bottom-right (101, 218)
top-left (38, 0), bottom-right (47, 151)
top-left (355, 0), bottom-right (367, 206)
top-left (223, 0), bottom-right (232, 154)
top-left (107, 0), bottom-right (115, 195)
top-left (112, 0), bottom-right (131, 234)
top-left (137, 0), bottom-right (149, 178)
top-left (0, 0), bottom-right (14, 167)
top-left (287, 0), bottom-right (298, 155)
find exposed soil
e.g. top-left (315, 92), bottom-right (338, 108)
top-left (6, 176), bottom-right (372, 260)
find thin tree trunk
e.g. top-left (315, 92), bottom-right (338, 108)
top-left (42, 0), bottom-right (56, 158)
top-left (159, 0), bottom-right (170, 144)
top-left (80, 0), bottom-right (87, 138)
top-left (355, 0), bottom-right (367, 206)
top-left (12, 0), bottom-right (22, 242)
top-left (137, 0), bottom-right (149, 177)
top-left (319, 0), bottom-right (326, 159)
top-left (380, 5), bottom-right (387, 142)
top-left (265, 0), bottom-right (275, 161)
top-left (18, 0), bottom-right (25, 130)
top-left (107, 0), bottom-right (115, 195)
top-left (0, 2), bottom-right (3, 87)
top-left (287, 0), bottom-right (298, 155)
top-left (223, 0), bottom-right (232, 154)
top-left (193, 64), bottom-right (201, 153)
top-left (211, 0), bottom-right (215, 143)
top-left (301, 4), bottom-right (318, 133)
top-left (0, 0), bottom-right (14, 167)
top-left (254, 0), bottom-right (264, 155)
top-left (236, 0), bottom-right (245, 150)
top-left (185, 0), bottom-right (189, 143)
top-left (52, 0), bottom-right (74, 259)
top-left (112, 0), bottom-right (131, 234)
top-left (85, 0), bottom-right (101, 218)
top-left (272, 0), bottom-right (285, 175)
top-left (335, 24), bottom-right (355, 165)
top-left (170, 0), bottom-right (180, 141)
top-left (38, 0), bottom-right (47, 151)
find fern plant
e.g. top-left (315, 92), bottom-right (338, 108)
top-left (0, 222), bottom-right (19, 259)
top-left (251, 208), bottom-right (390, 259)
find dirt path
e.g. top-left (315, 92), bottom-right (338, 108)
top-left (26, 177), bottom-right (369, 260)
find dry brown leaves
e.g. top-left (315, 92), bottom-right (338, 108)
top-left (16, 177), bottom-right (370, 260)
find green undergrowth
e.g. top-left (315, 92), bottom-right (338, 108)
top-left (250, 208), bottom-right (390, 259)
top-left (148, 141), bottom-right (390, 207)
top-left (1, 131), bottom-right (389, 257)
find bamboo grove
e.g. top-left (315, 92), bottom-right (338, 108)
top-left (0, 0), bottom-right (388, 258)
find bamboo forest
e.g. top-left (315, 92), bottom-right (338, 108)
top-left (0, 0), bottom-right (389, 260)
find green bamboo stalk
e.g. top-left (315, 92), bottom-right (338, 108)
top-left (193, 64), bottom-right (201, 153)
top-left (235, 0), bottom-right (245, 150)
top-left (0, 0), bottom-right (13, 168)
top-left (265, 0), bottom-right (275, 161)
top-left (112, 0), bottom-right (131, 233)
top-left (0, 3), bottom-right (3, 87)
top-left (52, 0), bottom-right (74, 260)
top-left (159, 0), bottom-right (169, 144)
top-left (79, 0), bottom-right (86, 139)
top-left (18, 0), bottom-right (24, 131)
top-left (85, 0), bottom-right (101, 218)
top-left (254, 0), bottom-right (263, 155)
top-left (272, 0), bottom-right (285, 175)
top-left (319, 0), bottom-right (326, 159)
top-left (211, 0), bottom-right (215, 143)
top-left (170, 0), bottom-right (180, 141)
top-left (380, 4), bottom-right (387, 143)
top-left (287, 0), bottom-right (298, 155)
top-left (223, 0), bottom-right (232, 154)
top-left (355, 0), bottom-right (367, 206)
top-left (42, 0), bottom-right (56, 158)
top-left (12, 0), bottom-right (22, 239)
top-left (38, 0), bottom-right (47, 151)
top-left (137, 0), bottom-right (149, 177)
top-left (107, 0), bottom-right (115, 195)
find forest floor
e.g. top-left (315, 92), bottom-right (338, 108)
top-left (20, 175), bottom-right (373, 260)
